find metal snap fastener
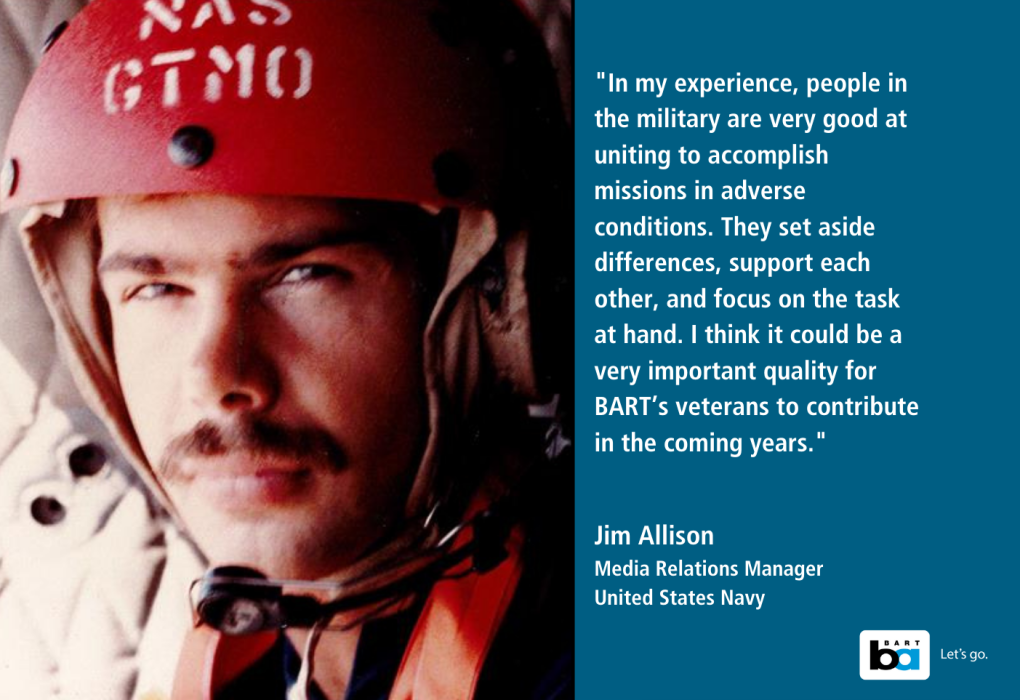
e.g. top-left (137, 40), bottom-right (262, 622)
top-left (2, 159), bottom-right (19, 198)
top-left (42, 20), bottom-right (69, 54)
top-left (169, 126), bottom-right (215, 169)
top-left (478, 253), bottom-right (506, 310)
top-left (30, 496), bottom-right (66, 526)
top-left (432, 151), bottom-right (472, 198)
top-left (481, 269), bottom-right (506, 297)
top-left (68, 442), bottom-right (108, 478)
top-left (480, 270), bottom-right (506, 310)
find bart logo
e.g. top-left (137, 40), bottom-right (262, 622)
top-left (860, 630), bottom-right (929, 680)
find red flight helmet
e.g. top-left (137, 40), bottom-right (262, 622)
top-left (2, 0), bottom-right (567, 213)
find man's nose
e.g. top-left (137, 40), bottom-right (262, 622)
top-left (184, 295), bottom-right (278, 414)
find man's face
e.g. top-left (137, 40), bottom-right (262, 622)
top-left (97, 194), bottom-right (429, 580)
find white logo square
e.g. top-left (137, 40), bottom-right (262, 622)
top-left (860, 630), bottom-right (930, 680)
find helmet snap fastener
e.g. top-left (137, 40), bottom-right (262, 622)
top-left (30, 496), bottom-right (66, 526)
top-left (169, 126), bottom-right (215, 169)
top-left (68, 442), bottom-right (108, 478)
top-left (2, 159), bottom-right (18, 198)
top-left (42, 20), bottom-right (69, 54)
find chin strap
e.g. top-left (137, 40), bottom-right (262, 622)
top-left (288, 618), bottom-right (328, 700)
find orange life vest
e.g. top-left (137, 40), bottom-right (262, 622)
top-left (170, 527), bottom-right (523, 700)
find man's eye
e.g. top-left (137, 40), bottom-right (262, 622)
top-left (125, 282), bottom-right (185, 302)
top-left (278, 264), bottom-right (347, 285)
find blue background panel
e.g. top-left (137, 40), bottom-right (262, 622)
top-left (575, 1), bottom-right (1017, 698)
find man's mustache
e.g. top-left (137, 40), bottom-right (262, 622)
top-left (158, 419), bottom-right (345, 481)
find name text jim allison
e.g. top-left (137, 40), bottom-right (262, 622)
top-left (595, 524), bottom-right (714, 546)
top-left (594, 525), bottom-right (824, 610)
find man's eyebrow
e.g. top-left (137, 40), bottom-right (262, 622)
top-left (244, 227), bottom-right (387, 267)
top-left (97, 228), bottom-right (389, 275)
top-left (97, 253), bottom-right (188, 276)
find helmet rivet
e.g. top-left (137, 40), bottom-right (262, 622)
top-left (169, 126), bottom-right (215, 169)
top-left (2, 159), bottom-right (19, 198)
top-left (42, 20), bottom-right (69, 54)
top-left (432, 151), bottom-right (472, 198)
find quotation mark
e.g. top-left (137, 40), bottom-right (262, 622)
top-left (597, 71), bottom-right (605, 79)
top-left (817, 432), bottom-right (825, 439)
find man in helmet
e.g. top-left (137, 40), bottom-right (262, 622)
top-left (1, 1), bottom-right (572, 698)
